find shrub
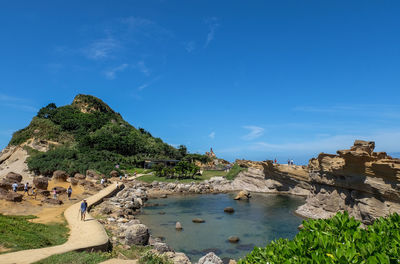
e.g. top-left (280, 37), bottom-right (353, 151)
top-left (139, 252), bottom-right (172, 264)
top-left (226, 163), bottom-right (246, 180)
top-left (239, 212), bottom-right (400, 264)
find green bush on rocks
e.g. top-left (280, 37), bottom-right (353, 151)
top-left (239, 212), bottom-right (400, 264)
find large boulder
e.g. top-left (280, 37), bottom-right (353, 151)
top-left (124, 224), bottom-right (149, 246)
top-left (33, 176), bottom-right (49, 190)
top-left (70, 178), bottom-right (79, 185)
top-left (0, 188), bottom-right (23, 202)
top-left (74, 173), bottom-right (86, 180)
top-left (52, 170), bottom-right (69, 182)
top-left (42, 198), bottom-right (63, 205)
top-left (0, 180), bottom-right (23, 191)
top-left (86, 170), bottom-right (103, 180)
top-left (198, 252), bottom-right (223, 264)
top-left (110, 170), bottom-right (119, 178)
top-left (53, 186), bottom-right (67, 194)
top-left (234, 190), bottom-right (251, 200)
top-left (5, 172), bottom-right (23, 183)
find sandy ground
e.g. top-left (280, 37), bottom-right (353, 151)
top-left (0, 179), bottom-right (88, 224)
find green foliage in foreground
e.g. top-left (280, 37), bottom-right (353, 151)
top-left (0, 214), bottom-right (69, 252)
top-left (226, 163), bottom-right (247, 180)
top-left (139, 252), bottom-right (173, 264)
top-left (33, 251), bottom-right (110, 264)
top-left (239, 212), bottom-right (400, 264)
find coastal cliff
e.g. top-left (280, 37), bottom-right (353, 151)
top-left (296, 140), bottom-right (400, 224)
top-left (231, 160), bottom-right (311, 196)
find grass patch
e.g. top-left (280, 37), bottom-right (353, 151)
top-left (126, 168), bottom-right (152, 175)
top-left (137, 171), bottom-right (218, 183)
top-left (114, 245), bottom-right (152, 260)
top-left (0, 214), bottom-right (69, 253)
top-left (226, 164), bottom-right (247, 180)
top-left (201, 170), bottom-right (227, 178)
top-left (33, 251), bottom-right (111, 264)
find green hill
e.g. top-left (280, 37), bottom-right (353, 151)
top-left (9, 94), bottom-right (189, 176)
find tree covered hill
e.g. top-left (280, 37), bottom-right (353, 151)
top-left (9, 94), bottom-right (192, 176)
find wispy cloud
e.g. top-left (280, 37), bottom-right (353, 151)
top-left (205, 17), bottom-right (219, 47)
top-left (134, 61), bottom-right (150, 76)
top-left (184, 41), bottom-right (196, 52)
top-left (137, 75), bottom-right (162, 91)
top-left (293, 104), bottom-right (400, 119)
top-left (83, 37), bottom-right (120, 60)
top-left (0, 94), bottom-right (37, 112)
top-left (209, 131), bottom-right (215, 139)
top-left (242, 126), bottom-right (264, 140)
top-left (104, 63), bottom-right (129, 80)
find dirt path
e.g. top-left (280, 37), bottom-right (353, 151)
top-left (0, 183), bottom-right (123, 264)
top-left (99, 259), bottom-right (138, 264)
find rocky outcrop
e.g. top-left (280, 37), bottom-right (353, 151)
top-left (198, 252), bottom-right (223, 264)
top-left (0, 188), bottom-right (23, 202)
top-left (33, 176), bottom-right (48, 190)
top-left (124, 224), bottom-right (149, 246)
top-left (52, 170), bottom-right (69, 181)
top-left (234, 190), bottom-right (251, 200)
top-left (296, 140), bottom-right (400, 224)
top-left (231, 162), bottom-right (310, 196)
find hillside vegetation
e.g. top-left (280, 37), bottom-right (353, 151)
top-left (9, 94), bottom-right (196, 176)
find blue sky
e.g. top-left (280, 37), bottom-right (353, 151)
top-left (1, 1), bottom-right (400, 164)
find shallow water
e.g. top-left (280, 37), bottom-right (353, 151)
top-left (138, 193), bottom-right (305, 262)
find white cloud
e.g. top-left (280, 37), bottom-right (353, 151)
top-left (84, 37), bottom-right (120, 60)
top-left (104, 63), bottom-right (129, 80)
top-left (134, 61), bottom-right (150, 76)
top-left (205, 17), bottom-right (219, 47)
top-left (184, 41), bottom-right (196, 52)
top-left (209, 131), bottom-right (215, 139)
top-left (137, 75), bottom-right (162, 91)
top-left (242, 126), bottom-right (264, 140)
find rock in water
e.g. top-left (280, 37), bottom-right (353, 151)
top-left (124, 224), bottom-right (149, 245)
top-left (234, 190), bottom-right (251, 200)
top-left (176, 222), bottom-right (183, 230)
top-left (33, 176), bottom-right (48, 190)
top-left (192, 218), bottom-right (205, 223)
top-left (224, 207), bottom-right (235, 213)
top-left (228, 236), bottom-right (240, 243)
top-left (198, 252), bottom-right (223, 264)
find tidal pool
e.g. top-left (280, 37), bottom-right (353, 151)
top-left (138, 193), bottom-right (305, 262)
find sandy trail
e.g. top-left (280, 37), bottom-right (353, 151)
top-left (0, 183), bottom-right (122, 264)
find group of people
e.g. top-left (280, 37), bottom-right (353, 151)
top-left (287, 159), bottom-right (295, 165)
top-left (11, 182), bottom-right (37, 199)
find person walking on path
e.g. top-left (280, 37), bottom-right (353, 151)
top-left (12, 182), bottom-right (18, 192)
top-left (80, 199), bottom-right (88, 221)
top-left (24, 182), bottom-right (29, 195)
top-left (67, 186), bottom-right (72, 200)
top-left (100, 178), bottom-right (105, 186)
top-left (52, 188), bottom-right (57, 199)
top-left (31, 187), bottom-right (37, 200)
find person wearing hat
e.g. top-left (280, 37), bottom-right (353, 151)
top-left (80, 199), bottom-right (88, 221)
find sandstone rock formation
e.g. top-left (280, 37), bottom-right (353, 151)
top-left (124, 224), bottom-right (149, 246)
top-left (296, 140), bottom-right (400, 224)
top-left (198, 252), bottom-right (223, 264)
top-left (231, 161), bottom-right (310, 196)
top-left (52, 170), bottom-right (69, 182)
top-left (33, 176), bottom-right (48, 190)
top-left (234, 190), bottom-right (251, 200)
